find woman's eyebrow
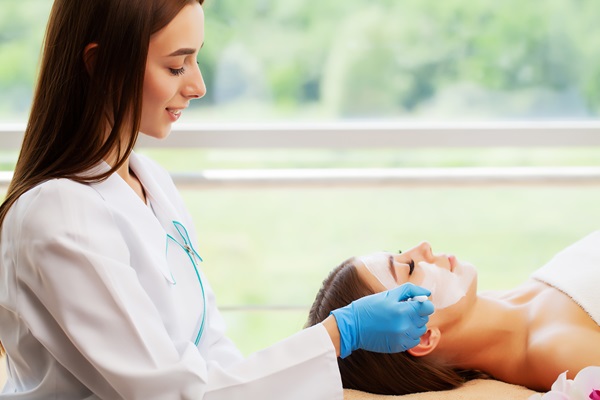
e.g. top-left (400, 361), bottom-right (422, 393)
top-left (166, 48), bottom-right (196, 57)
top-left (388, 255), bottom-right (397, 282)
top-left (166, 43), bottom-right (204, 57)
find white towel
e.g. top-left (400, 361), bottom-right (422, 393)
top-left (531, 231), bottom-right (600, 326)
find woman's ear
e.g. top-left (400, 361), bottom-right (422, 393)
top-left (83, 43), bottom-right (99, 74)
top-left (407, 327), bottom-right (441, 357)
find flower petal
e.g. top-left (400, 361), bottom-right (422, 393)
top-left (574, 366), bottom-right (600, 392)
top-left (551, 371), bottom-right (573, 393)
top-left (535, 391), bottom-right (572, 400)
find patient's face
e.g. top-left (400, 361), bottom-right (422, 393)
top-left (356, 242), bottom-right (477, 312)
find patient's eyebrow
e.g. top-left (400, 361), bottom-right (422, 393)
top-left (388, 255), bottom-right (397, 283)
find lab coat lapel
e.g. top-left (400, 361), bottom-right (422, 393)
top-left (129, 153), bottom-right (207, 344)
top-left (88, 160), bottom-right (174, 283)
top-left (128, 153), bottom-right (203, 284)
top-left (128, 153), bottom-right (182, 234)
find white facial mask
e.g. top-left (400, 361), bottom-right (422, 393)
top-left (417, 262), bottom-right (473, 309)
top-left (360, 253), bottom-right (398, 289)
top-left (362, 254), bottom-right (474, 310)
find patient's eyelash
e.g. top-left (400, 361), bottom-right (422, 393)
top-left (408, 259), bottom-right (415, 275)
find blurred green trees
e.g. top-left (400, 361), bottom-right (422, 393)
top-left (1, 0), bottom-right (599, 121)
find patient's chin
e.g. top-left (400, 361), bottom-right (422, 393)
top-left (431, 280), bottom-right (477, 328)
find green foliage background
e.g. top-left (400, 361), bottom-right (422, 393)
top-left (2, 0), bottom-right (600, 120)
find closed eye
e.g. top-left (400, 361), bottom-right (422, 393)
top-left (389, 255), bottom-right (415, 280)
top-left (408, 259), bottom-right (415, 275)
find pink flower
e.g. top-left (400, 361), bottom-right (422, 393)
top-left (530, 367), bottom-right (600, 400)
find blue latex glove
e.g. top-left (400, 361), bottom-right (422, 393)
top-left (330, 283), bottom-right (434, 358)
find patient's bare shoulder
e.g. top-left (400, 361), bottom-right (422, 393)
top-left (526, 324), bottom-right (600, 390)
top-left (521, 282), bottom-right (600, 391)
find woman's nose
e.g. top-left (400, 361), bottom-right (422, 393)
top-left (184, 64), bottom-right (206, 99)
top-left (417, 241), bottom-right (435, 262)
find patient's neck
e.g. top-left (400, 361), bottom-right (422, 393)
top-left (436, 291), bottom-right (531, 381)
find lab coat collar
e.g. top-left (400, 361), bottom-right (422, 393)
top-left (128, 152), bottom-right (182, 230)
top-left (87, 152), bottom-right (182, 231)
top-left (87, 154), bottom-right (178, 283)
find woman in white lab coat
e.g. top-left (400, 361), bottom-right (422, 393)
top-left (0, 1), bottom-right (434, 399)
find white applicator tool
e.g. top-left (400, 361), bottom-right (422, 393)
top-left (407, 295), bottom-right (428, 302)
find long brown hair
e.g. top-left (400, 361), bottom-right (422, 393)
top-left (0, 0), bottom-right (204, 357)
top-left (305, 258), bottom-right (487, 395)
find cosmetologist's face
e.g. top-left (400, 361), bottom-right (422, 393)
top-left (141, 3), bottom-right (206, 139)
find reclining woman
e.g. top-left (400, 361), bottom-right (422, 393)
top-left (306, 231), bottom-right (600, 395)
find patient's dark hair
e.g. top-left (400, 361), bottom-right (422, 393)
top-left (305, 257), bottom-right (487, 395)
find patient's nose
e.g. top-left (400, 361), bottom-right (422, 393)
top-left (416, 242), bottom-right (435, 262)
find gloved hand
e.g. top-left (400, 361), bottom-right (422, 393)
top-left (330, 283), bottom-right (434, 358)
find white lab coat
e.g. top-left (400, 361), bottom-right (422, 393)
top-left (0, 153), bottom-right (342, 399)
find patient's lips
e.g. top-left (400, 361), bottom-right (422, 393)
top-left (449, 255), bottom-right (457, 272)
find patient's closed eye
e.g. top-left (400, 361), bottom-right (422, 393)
top-left (408, 259), bottom-right (415, 275)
